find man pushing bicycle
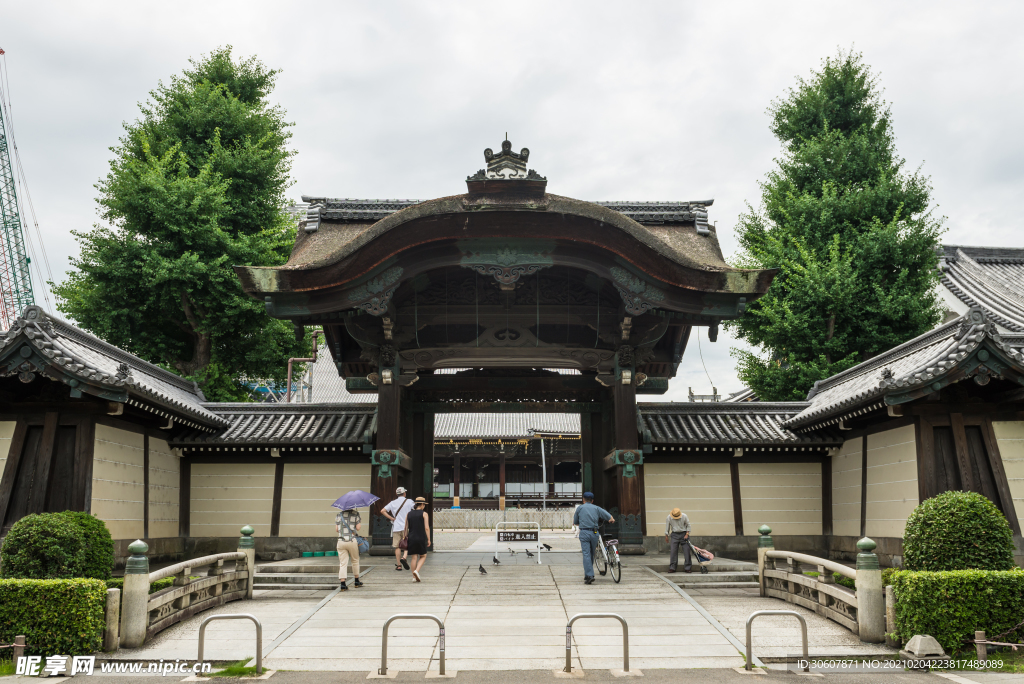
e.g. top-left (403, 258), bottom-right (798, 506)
top-left (573, 491), bottom-right (615, 585)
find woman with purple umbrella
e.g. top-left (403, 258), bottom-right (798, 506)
top-left (331, 490), bottom-right (379, 591)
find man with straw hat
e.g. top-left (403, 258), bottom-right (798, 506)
top-left (666, 508), bottom-right (692, 573)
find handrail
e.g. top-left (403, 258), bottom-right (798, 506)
top-left (150, 552), bottom-right (247, 582)
top-left (765, 550), bottom-right (856, 579)
top-left (745, 610), bottom-right (807, 672)
top-left (379, 614), bottom-right (445, 676)
top-left (198, 614), bottom-right (263, 675)
top-left (564, 613), bottom-right (628, 673)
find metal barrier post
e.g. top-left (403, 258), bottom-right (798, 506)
top-left (745, 610), bottom-right (808, 672)
top-left (564, 613), bottom-right (629, 673)
top-left (197, 614), bottom-right (263, 675)
top-left (379, 613), bottom-right (446, 676)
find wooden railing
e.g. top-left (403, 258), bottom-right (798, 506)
top-left (145, 552), bottom-right (250, 640)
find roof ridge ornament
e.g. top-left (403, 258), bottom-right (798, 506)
top-left (467, 139), bottom-right (547, 186)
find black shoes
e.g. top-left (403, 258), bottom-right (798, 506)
top-left (584, 577), bottom-right (595, 584)
top-left (400, 558), bottom-right (410, 570)
top-left (354, 578), bottom-right (364, 588)
top-left (339, 581), bottom-right (348, 591)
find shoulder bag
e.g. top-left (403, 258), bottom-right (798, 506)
top-left (395, 498), bottom-right (411, 550)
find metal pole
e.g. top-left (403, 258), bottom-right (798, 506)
top-left (564, 613), bottom-right (628, 673)
top-left (379, 614), bottom-right (445, 676)
top-left (745, 610), bottom-right (807, 672)
top-left (540, 437), bottom-right (547, 512)
top-left (198, 614), bottom-right (263, 675)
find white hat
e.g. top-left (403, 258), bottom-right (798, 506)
top-left (396, 486), bottom-right (407, 495)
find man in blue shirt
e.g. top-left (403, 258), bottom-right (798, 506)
top-left (573, 492), bottom-right (615, 584)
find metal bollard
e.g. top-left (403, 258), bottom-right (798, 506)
top-left (379, 614), bottom-right (446, 676)
top-left (745, 610), bottom-right (808, 672)
top-left (197, 614), bottom-right (263, 675)
top-left (564, 613), bottom-right (629, 673)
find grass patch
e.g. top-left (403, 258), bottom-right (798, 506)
top-left (949, 648), bottom-right (1024, 674)
top-left (0, 659), bottom-right (15, 677)
top-left (201, 660), bottom-right (262, 678)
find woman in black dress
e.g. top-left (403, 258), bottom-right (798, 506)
top-left (405, 497), bottom-right (431, 582)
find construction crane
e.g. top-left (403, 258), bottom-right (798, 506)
top-left (0, 48), bottom-right (33, 329)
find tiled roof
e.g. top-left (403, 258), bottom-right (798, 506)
top-left (173, 404), bottom-right (374, 445)
top-left (298, 197), bottom-right (713, 226)
top-left (308, 340), bottom-right (377, 404)
top-left (785, 307), bottom-right (1024, 430)
top-left (640, 403), bottom-right (841, 446)
top-left (1, 306), bottom-right (224, 429)
top-left (940, 245), bottom-right (1024, 334)
top-left (435, 413), bottom-right (580, 440)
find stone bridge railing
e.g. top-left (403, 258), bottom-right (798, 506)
top-left (756, 525), bottom-right (885, 643)
top-left (119, 526), bottom-right (256, 649)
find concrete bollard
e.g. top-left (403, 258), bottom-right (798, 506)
top-left (756, 525), bottom-right (773, 598)
top-left (13, 635), bottom-right (25, 662)
top-left (119, 540), bottom-right (150, 649)
top-left (855, 537), bottom-right (884, 643)
top-left (884, 585), bottom-right (897, 648)
top-left (239, 525), bottom-right (256, 599)
top-left (104, 588), bottom-right (121, 652)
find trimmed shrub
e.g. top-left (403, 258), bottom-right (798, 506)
top-left (0, 513), bottom-right (84, 579)
top-left (61, 512), bottom-right (114, 580)
top-left (904, 491), bottom-right (1015, 571)
top-left (0, 579), bottom-right (106, 656)
top-left (891, 569), bottom-right (1024, 653)
top-left (105, 576), bottom-right (174, 594)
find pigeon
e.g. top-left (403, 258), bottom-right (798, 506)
top-left (479, 564), bottom-right (487, 574)
top-left (492, 555), bottom-right (501, 565)
top-left (542, 544), bottom-right (553, 551)
top-left (508, 548), bottom-right (516, 556)
top-left (524, 548), bottom-right (535, 558)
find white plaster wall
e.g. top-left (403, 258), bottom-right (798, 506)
top-left (92, 424), bottom-right (145, 540)
top-left (279, 463), bottom-right (371, 537)
top-left (644, 462), bottom-right (735, 537)
top-left (865, 425), bottom-right (918, 538)
top-left (0, 421), bottom-right (15, 483)
top-left (739, 462), bottom-right (822, 536)
top-left (190, 463), bottom-right (274, 537)
top-left (833, 438), bottom-right (862, 537)
top-left (148, 437), bottom-right (179, 538)
top-left (992, 421), bottom-right (1024, 533)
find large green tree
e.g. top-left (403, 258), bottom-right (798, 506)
top-left (54, 47), bottom-right (307, 400)
top-left (729, 51), bottom-right (945, 401)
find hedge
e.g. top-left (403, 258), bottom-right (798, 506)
top-left (904, 491), bottom-right (1015, 571)
top-left (890, 569), bottom-right (1024, 653)
top-left (0, 511), bottom-right (115, 580)
top-left (0, 579), bottom-right (106, 656)
top-left (105, 576), bottom-right (175, 594)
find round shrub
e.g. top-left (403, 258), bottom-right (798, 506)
top-left (61, 512), bottom-right (114, 580)
top-left (0, 513), bottom-right (84, 579)
top-left (904, 491), bottom-right (1015, 571)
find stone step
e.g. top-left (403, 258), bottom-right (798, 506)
top-left (253, 582), bottom-right (339, 591)
top-left (254, 573), bottom-right (339, 585)
top-left (663, 571), bottom-right (758, 583)
top-left (676, 581), bottom-right (761, 589)
top-left (646, 562), bottom-right (757, 573)
top-left (256, 563), bottom-right (340, 574)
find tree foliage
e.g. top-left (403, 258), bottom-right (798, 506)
top-left (729, 51), bottom-right (945, 400)
top-left (53, 47), bottom-right (307, 400)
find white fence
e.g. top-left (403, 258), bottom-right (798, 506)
top-left (434, 508), bottom-right (575, 530)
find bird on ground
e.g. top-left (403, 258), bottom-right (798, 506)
top-left (542, 544), bottom-right (552, 551)
top-left (492, 556), bottom-right (501, 565)
top-left (479, 564), bottom-right (487, 574)
top-left (508, 548), bottom-right (516, 556)
top-left (524, 549), bottom-right (535, 557)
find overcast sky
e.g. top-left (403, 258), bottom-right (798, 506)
top-left (3, 1), bottom-right (1022, 401)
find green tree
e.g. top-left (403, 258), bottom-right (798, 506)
top-left (53, 47), bottom-right (307, 400)
top-left (729, 51), bottom-right (945, 401)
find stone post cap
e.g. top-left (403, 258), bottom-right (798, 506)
top-left (127, 539), bottom-right (149, 555)
top-left (240, 525), bottom-right (255, 536)
top-left (239, 524), bottom-right (256, 549)
top-left (856, 537), bottom-right (877, 552)
top-left (905, 635), bottom-right (945, 656)
top-left (125, 539), bottom-right (150, 575)
top-left (758, 524), bottom-right (772, 535)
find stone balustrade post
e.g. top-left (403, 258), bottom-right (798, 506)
top-left (120, 540), bottom-right (150, 649)
top-left (239, 525), bottom-right (256, 599)
top-left (756, 524), bottom-right (773, 598)
top-left (103, 588), bottom-right (120, 652)
top-left (855, 537), bottom-right (885, 643)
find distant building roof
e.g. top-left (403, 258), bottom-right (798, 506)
top-left (173, 403), bottom-right (374, 447)
top-left (938, 245), bottom-right (1024, 345)
top-left (434, 413), bottom-right (580, 440)
top-left (724, 388), bottom-right (759, 402)
top-left (640, 402), bottom-right (841, 446)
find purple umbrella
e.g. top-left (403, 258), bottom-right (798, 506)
top-left (331, 490), bottom-right (380, 511)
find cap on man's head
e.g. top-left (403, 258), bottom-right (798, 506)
top-left (396, 486), bottom-right (407, 495)
top-left (583, 491), bottom-right (594, 500)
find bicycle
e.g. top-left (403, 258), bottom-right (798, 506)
top-left (593, 529), bottom-right (621, 583)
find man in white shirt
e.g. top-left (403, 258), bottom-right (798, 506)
top-left (382, 486), bottom-right (412, 570)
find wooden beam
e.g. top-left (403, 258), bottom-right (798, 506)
top-left (730, 461), bottom-right (744, 537)
top-left (950, 413), bottom-right (976, 492)
top-left (178, 459), bottom-right (191, 538)
top-left (860, 435), bottom-right (868, 538)
top-left (916, 415), bottom-right (936, 503)
top-left (143, 434), bottom-right (150, 539)
top-left (821, 456), bottom-right (832, 537)
top-left (72, 418), bottom-right (95, 512)
top-left (0, 420), bottom-right (28, 528)
top-left (979, 418), bottom-right (1021, 535)
top-left (270, 461), bottom-right (284, 537)
top-left (27, 412), bottom-right (59, 515)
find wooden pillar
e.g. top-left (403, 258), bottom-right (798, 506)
top-left (453, 452), bottom-right (461, 508)
top-left (472, 458), bottom-right (479, 498)
top-left (371, 380), bottom-right (402, 551)
top-left (499, 453), bottom-right (506, 511)
top-left (547, 452), bottom-right (555, 496)
top-left (143, 434), bottom-right (150, 539)
top-left (608, 369), bottom-right (644, 551)
top-left (270, 461), bottom-right (284, 537)
top-left (27, 412), bottom-right (59, 514)
top-left (178, 458), bottom-right (190, 538)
